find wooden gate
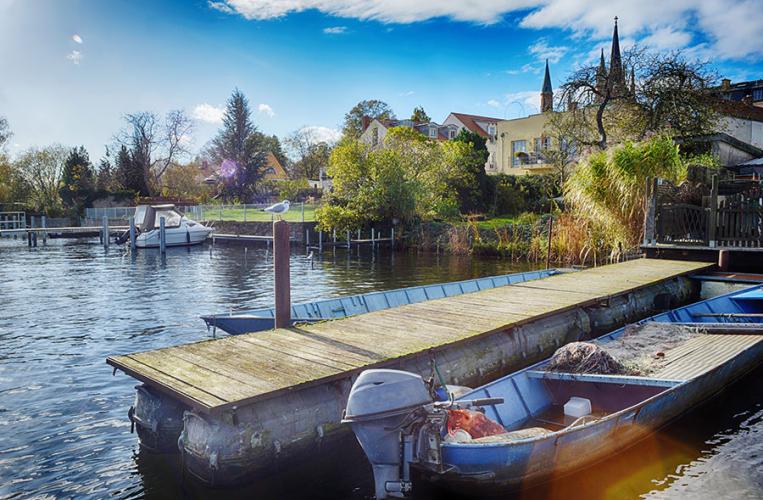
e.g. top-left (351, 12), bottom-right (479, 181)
top-left (716, 186), bottom-right (763, 247)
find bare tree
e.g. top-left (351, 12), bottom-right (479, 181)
top-left (0, 116), bottom-right (11, 151)
top-left (285, 127), bottom-right (333, 180)
top-left (552, 48), bottom-right (717, 150)
top-left (117, 110), bottom-right (193, 191)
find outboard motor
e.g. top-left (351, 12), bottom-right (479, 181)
top-left (343, 369), bottom-right (503, 499)
top-left (343, 370), bottom-right (434, 499)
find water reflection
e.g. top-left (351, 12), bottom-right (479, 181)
top-left (0, 238), bottom-right (760, 499)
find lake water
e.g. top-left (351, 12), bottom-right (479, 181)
top-left (0, 239), bottom-right (760, 499)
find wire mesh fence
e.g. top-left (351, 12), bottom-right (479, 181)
top-left (85, 203), bottom-right (319, 224)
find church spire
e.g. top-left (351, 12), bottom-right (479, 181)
top-left (596, 48), bottom-right (607, 95)
top-left (540, 59), bottom-right (553, 112)
top-left (609, 16), bottom-right (626, 92)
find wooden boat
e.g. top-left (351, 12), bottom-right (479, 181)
top-left (200, 269), bottom-right (560, 335)
top-left (343, 285), bottom-right (763, 498)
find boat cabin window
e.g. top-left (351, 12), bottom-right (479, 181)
top-left (154, 209), bottom-right (182, 228)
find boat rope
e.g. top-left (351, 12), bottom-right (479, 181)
top-left (429, 351), bottom-right (448, 389)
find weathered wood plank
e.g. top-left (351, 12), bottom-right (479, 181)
top-left (107, 259), bottom-right (714, 412)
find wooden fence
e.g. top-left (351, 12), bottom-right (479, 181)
top-left (648, 176), bottom-right (762, 248)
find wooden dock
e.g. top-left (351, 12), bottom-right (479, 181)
top-left (107, 259), bottom-right (712, 414)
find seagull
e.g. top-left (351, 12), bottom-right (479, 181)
top-left (263, 200), bottom-right (290, 220)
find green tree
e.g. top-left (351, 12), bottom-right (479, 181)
top-left (342, 99), bottom-right (396, 139)
top-left (15, 145), bottom-right (67, 214)
top-left (451, 129), bottom-right (491, 213)
top-left (209, 89), bottom-right (268, 201)
top-left (410, 106), bottom-right (431, 123)
top-left (60, 146), bottom-right (95, 216)
top-left (95, 156), bottom-right (115, 192)
top-left (115, 144), bottom-right (148, 195)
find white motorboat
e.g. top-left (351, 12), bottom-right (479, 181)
top-left (117, 204), bottom-right (213, 248)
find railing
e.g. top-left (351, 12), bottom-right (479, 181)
top-left (655, 204), bottom-right (708, 245)
top-left (85, 203), bottom-right (319, 224)
top-left (0, 212), bottom-right (26, 230)
top-left (650, 176), bottom-right (763, 248)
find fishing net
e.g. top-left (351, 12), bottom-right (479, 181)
top-left (546, 342), bottom-right (631, 375)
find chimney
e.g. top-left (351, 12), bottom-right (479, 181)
top-left (361, 115), bottom-right (371, 131)
top-left (721, 78), bottom-right (731, 90)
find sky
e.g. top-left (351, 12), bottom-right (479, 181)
top-left (1, 0), bottom-right (762, 161)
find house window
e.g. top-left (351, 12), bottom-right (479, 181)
top-left (372, 127), bottom-right (379, 146)
top-left (753, 88), bottom-right (763, 101)
top-left (448, 128), bottom-right (457, 139)
top-left (265, 167), bottom-right (276, 175)
top-left (429, 127), bottom-right (438, 138)
top-left (511, 140), bottom-right (527, 166)
top-left (487, 124), bottom-right (496, 136)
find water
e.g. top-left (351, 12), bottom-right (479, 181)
top-left (0, 239), bottom-right (761, 499)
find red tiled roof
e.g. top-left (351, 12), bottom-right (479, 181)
top-left (714, 99), bottom-right (763, 122)
top-left (449, 112), bottom-right (501, 138)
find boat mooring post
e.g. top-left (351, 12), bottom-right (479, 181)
top-left (129, 216), bottom-right (136, 250)
top-left (159, 216), bottom-right (166, 254)
top-left (41, 215), bottom-right (46, 245)
top-left (346, 230), bottom-right (351, 249)
top-left (545, 217), bottom-right (553, 270)
top-left (102, 216), bottom-right (109, 249)
top-left (273, 220), bottom-right (291, 329)
top-left (318, 230), bottom-right (323, 253)
top-left (371, 228), bottom-right (375, 246)
top-left (391, 227), bottom-right (395, 249)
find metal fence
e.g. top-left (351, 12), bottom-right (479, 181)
top-left (85, 203), bottom-right (318, 224)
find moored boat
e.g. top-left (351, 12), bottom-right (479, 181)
top-left (343, 285), bottom-right (763, 498)
top-left (116, 204), bottom-right (213, 248)
top-left (201, 269), bottom-right (561, 335)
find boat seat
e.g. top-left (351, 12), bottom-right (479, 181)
top-left (471, 427), bottom-right (551, 443)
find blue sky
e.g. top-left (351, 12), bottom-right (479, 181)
top-left (1, 0), bottom-right (762, 161)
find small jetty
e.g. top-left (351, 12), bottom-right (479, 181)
top-left (107, 258), bottom-right (712, 485)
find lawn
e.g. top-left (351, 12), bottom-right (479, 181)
top-left (201, 204), bottom-right (318, 222)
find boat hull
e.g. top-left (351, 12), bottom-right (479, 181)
top-left (201, 270), bottom-right (561, 335)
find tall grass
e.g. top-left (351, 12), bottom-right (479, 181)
top-left (562, 135), bottom-right (687, 260)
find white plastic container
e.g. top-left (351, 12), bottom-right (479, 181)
top-left (563, 397), bottom-right (592, 418)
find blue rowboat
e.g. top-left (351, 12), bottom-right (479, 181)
top-left (201, 268), bottom-right (560, 335)
top-left (343, 285), bottom-right (763, 498)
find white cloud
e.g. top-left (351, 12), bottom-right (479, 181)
top-left (208, 0), bottom-right (763, 61)
top-left (487, 99), bottom-right (501, 109)
top-left (258, 103), bottom-right (275, 117)
top-left (528, 37), bottom-right (568, 63)
top-left (192, 103), bottom-right (225, 124)
top-left (504, 91), bottom-right (540, 116)
top-left (72, 34), bottom-right (83, 44)
top-left (299, 126), bottom-right (341, 144)
top-left (399, 90), bottom-right (415, 97)
top-left (323, 26), bottom-right (347, 34)
top-left (66, 50), bottom-right (82, 65)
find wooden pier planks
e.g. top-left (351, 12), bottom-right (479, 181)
top-left (107, 259), bottom-right (712, 413)
top-left (653, 333), bottom-right (763, 381)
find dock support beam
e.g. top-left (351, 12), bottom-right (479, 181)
top-left (718, 249), bottom-right (731, 272)
top-left (129, 216), bottom-right (137, 250)
top-left (102, 216), bottom-right (109, 249)
top-left (274, 220), bottom-right (291, 329)
top-left (159, 217), bottom-right (166, 254)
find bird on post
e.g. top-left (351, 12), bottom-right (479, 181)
top-left (263, 200), bottom-right (290, 220)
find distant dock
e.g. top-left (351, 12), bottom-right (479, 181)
top-left (107, 258), bottom-right (712, 486)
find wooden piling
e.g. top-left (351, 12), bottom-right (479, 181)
top-left (41, 216), bottom-right (46, 245)
top-left (318, 231), bottom-right (323, 252)
top-left (159, 216), bottom-right (166, 254)
top-left (346, 230), bottom-right (350, 249)
top-left (718, 249), bottom-right (731, 271)
top-left (546, 217), bottom-right (553, 270)
top-left (129, 216), bottom-right (136, 250)
top-left (391, 227), bottom-right (395, 249)
top-left (103, 216), bottom-right (110, 248)
top-left (273, 220), bottom-right (291, 329)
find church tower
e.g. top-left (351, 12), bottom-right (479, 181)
top-left (608, 17), bottom-right (627, 93)
top-left (540, 59), bottom-right (553, 112)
